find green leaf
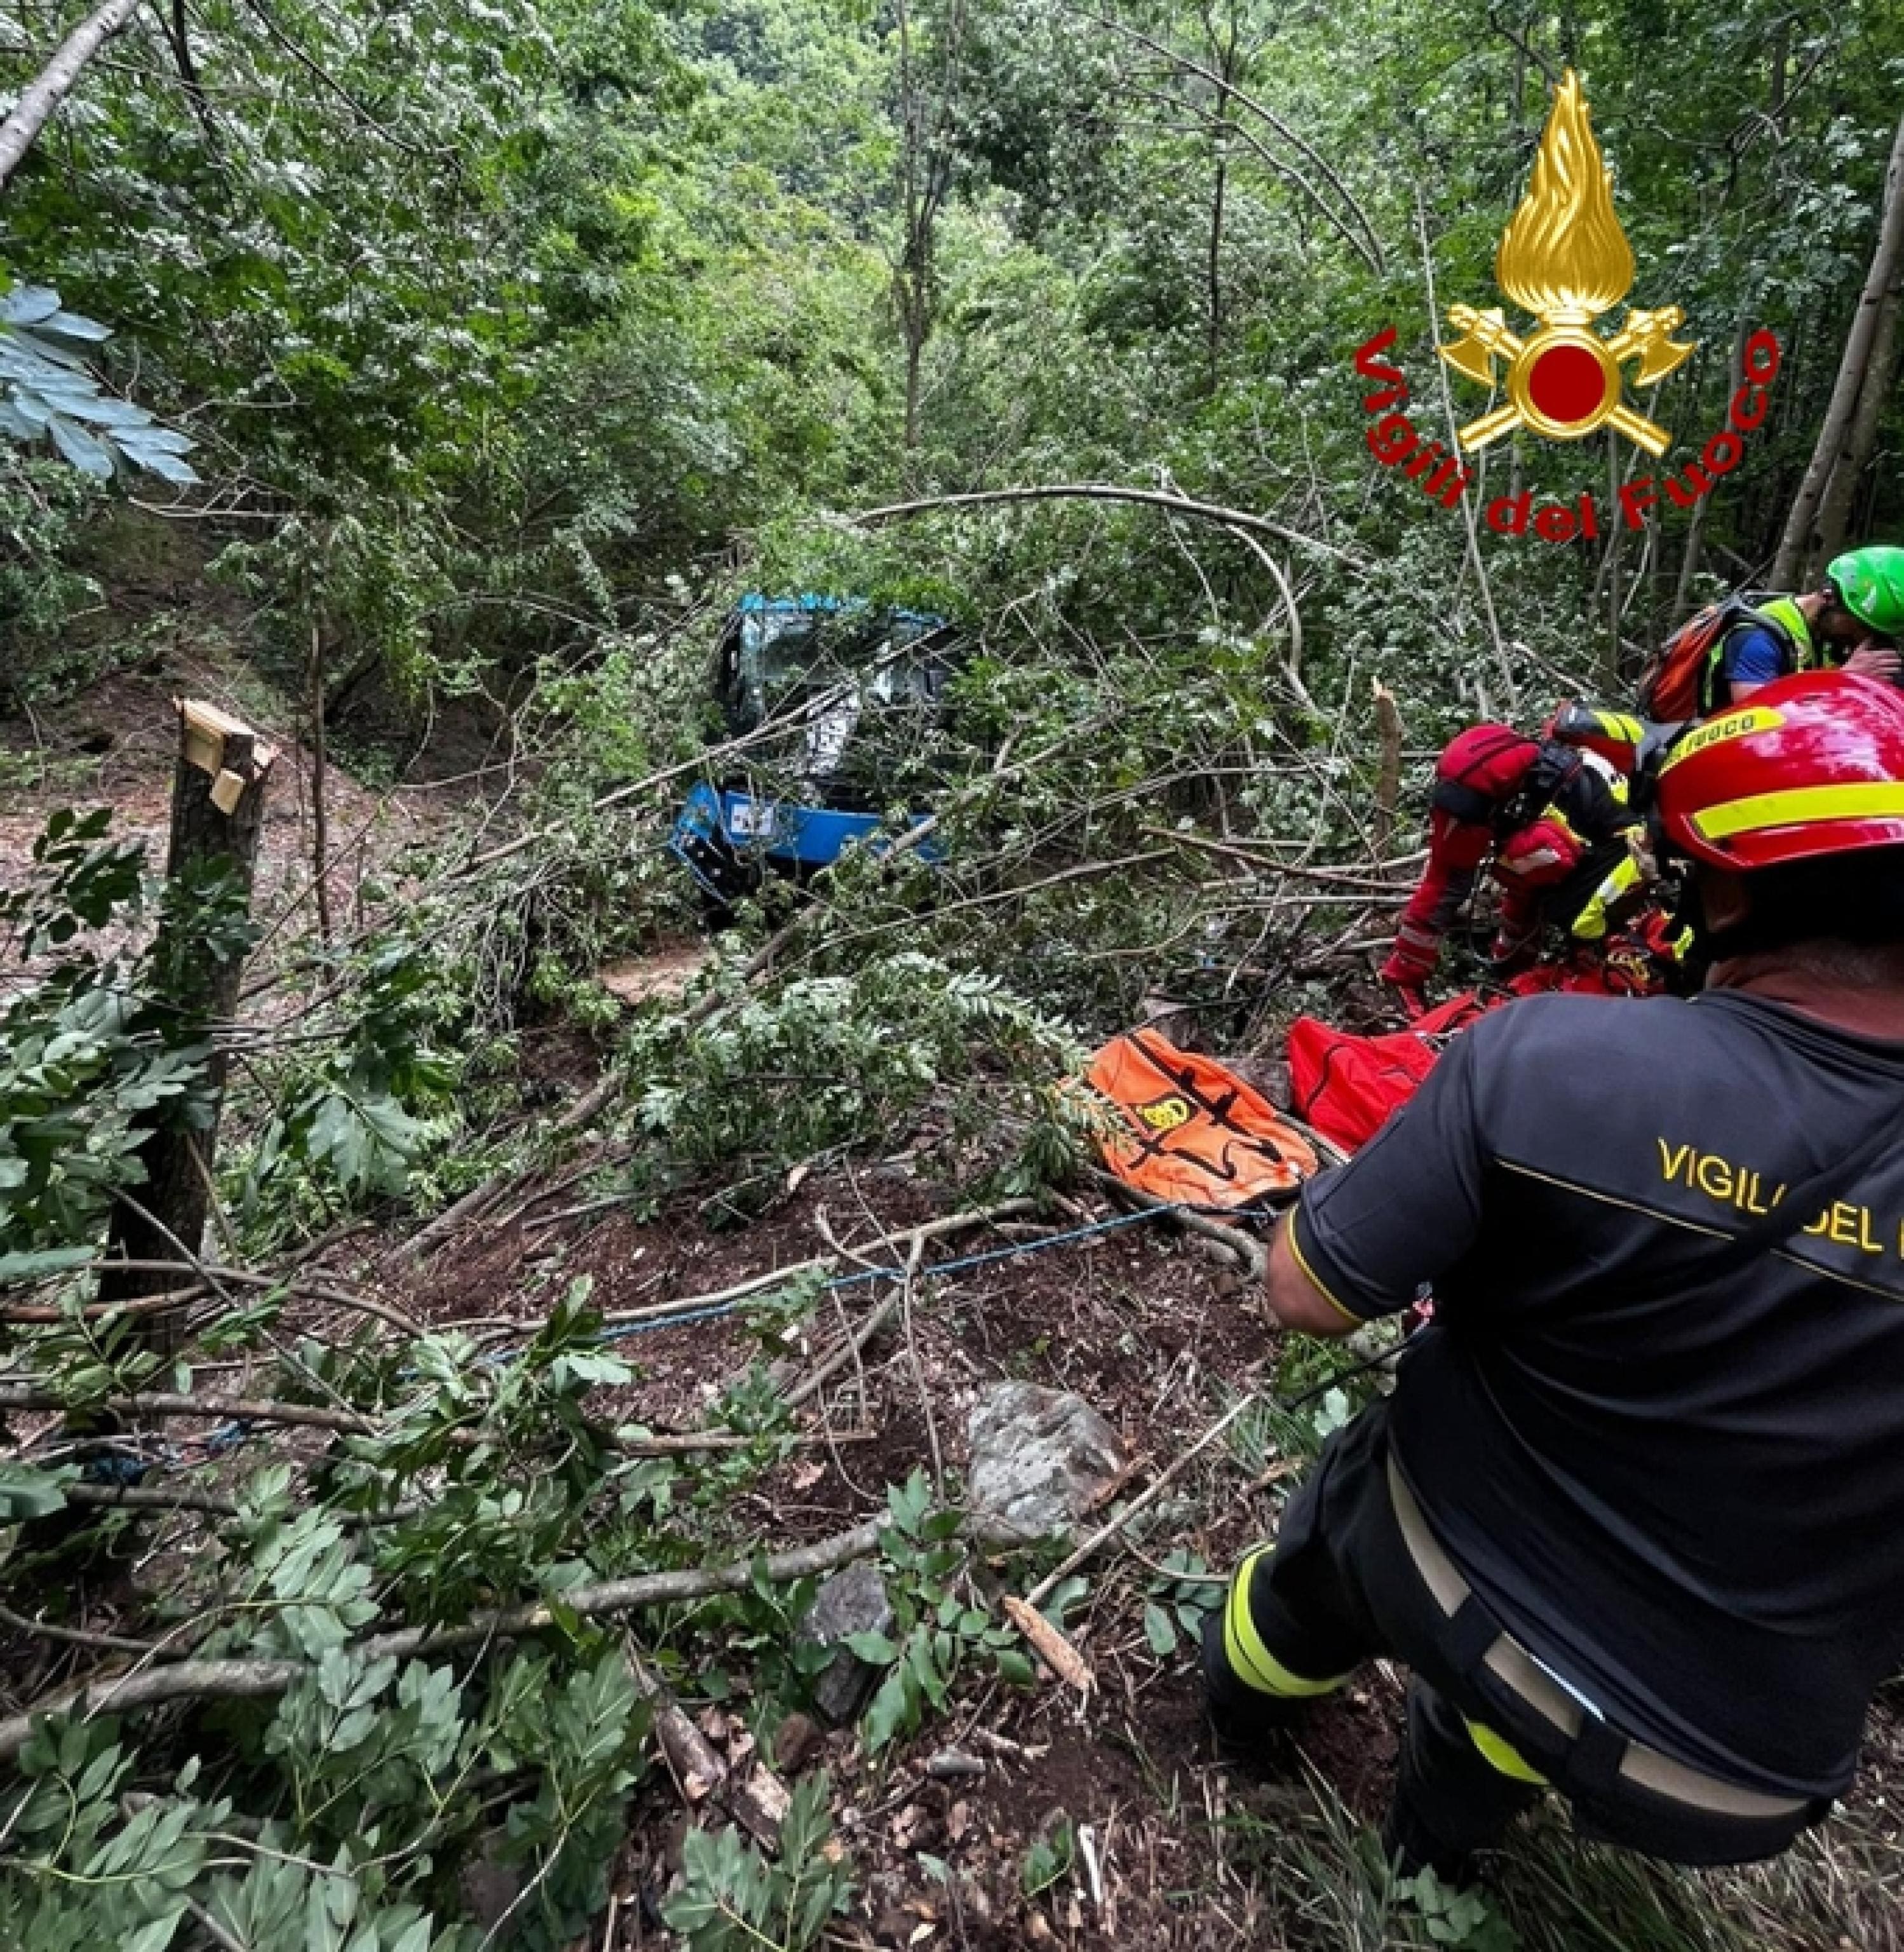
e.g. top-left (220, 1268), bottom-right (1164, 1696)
top-left (45, 413), bottom-right (113, 478)
top-left (1142, 1602), bottom-right (1177, 1658)
top-left (0, 1463), bottom-right (74, 1521)
top-left (841, 1630), bottom-right (899, 1665)
top-left (860, 1663), bottom-right (918, 1752)
top-left (0, 1244), bottom-right (95, 1284)
top-left (1020, 1818), bottom-right (1074, 1897)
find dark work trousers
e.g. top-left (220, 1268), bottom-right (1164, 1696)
top-left (1223, 1395), bottom-right (1825, 1871)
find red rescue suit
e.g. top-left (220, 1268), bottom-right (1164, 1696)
top-left (1382, 724), bottom-right (1635, 1010)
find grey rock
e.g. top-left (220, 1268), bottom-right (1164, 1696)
top-left (798, 1561), bottom-right (895, 1725)
top-left (457, 1834), bottom-right (521, 1931)
top-left (966, 1381), bottom-right (1123, 1544)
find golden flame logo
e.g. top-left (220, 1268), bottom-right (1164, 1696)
top-left (1497, 71), bottom-right (1633, 322)
top-left (1440, 70), bottom-right (1693, 456)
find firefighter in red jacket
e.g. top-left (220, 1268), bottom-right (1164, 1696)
top-left (1381, 708), bottom-right (1647, 1014)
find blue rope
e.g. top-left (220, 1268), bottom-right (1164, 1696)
top-left (177, 1197), bottom-right (1239, 1467)
top-left (598, 1202), bottom-right (1187, 1341)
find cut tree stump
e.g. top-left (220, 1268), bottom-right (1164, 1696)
top-left (98, 700), bottom-right (275, 1357)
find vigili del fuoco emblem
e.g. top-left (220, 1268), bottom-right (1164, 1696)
top-left (1439, 69), bottom-right (1694, 458)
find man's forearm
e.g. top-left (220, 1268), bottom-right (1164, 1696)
top-left (1264, 1215), bottom-right (1361, 1339)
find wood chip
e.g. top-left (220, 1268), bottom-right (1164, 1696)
top-left (1003, 1596), bottom-right (1095, 1694)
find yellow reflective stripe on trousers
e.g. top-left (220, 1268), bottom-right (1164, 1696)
top-left (1464, 1716), bottom-right (1548, 1784)
top-left (1223, 1549), bottom-right (1354, 1699)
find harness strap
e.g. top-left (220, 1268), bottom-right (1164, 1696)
top-left (1384, 1456), bottom-right (1809, 1820)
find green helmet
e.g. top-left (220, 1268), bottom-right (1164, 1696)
top-left (1826, 545), bottom-right (1904, 637)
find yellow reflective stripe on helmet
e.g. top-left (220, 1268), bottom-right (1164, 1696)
top-left (1689, 782), bottom-right (1904, 844)
top-left (1223, 1550), bottom-right (1353, 1699)
top-left (1463, 1717), bottom-right (1548, 1784)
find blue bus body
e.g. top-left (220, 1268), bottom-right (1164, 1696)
top-left (668, 597), bottom-right (963, 905)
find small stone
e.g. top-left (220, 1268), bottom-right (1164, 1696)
top-left (774, 1710), bottom-right (825, 1773)
top-left (457, 1834), bottom-right (520, 1931)
top-left (925, 1750), bottom-right (985, 1780)
top-left (967, 1382), bottom-right (1124, 1544)
top-left (797, 1562), bottom-right (895, 1725)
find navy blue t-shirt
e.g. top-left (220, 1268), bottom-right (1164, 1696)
top-left (1289, 990), bottom-right (1904, 1796)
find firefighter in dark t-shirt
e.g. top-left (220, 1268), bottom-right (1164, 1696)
top-left (1205, 672), bottom-right (1904, 1879)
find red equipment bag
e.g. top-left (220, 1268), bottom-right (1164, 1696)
top-left (1286, 959), bottom-right (1646, 1155)
top-left (1085, 1027), bottom-right (1317, 1209)
top-left (1285, 995), bottom-right (1488, 1153)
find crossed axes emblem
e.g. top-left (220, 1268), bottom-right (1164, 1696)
top-left (1438, 302), bottom-right (1695, 458)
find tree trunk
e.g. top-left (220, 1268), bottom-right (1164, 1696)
top-left (0, 0), bottom-right (142, 193)
top-left (1206, 144), bottom-right (1227, 391)
top-left (307, 624), bottom-right (333, 945)
top-left (1813, 274), bottom-right (1902, 569)
top-left (1774, 109), bottom-right (1904, 586)
top-left (98, 702), bottom-right (274, 1358)
top-left (1371, 682), bottom-right (1401, 855)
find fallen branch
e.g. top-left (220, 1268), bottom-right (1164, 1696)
top-left (598, 1198), bottom-right (1039, 1331)
top-left (849, 482), bottom-right (1363, 567)
top-left (64, 1482), bottom-right (241, 1519)
top-left (0, 1601), bottom-right (158, 1657)
top-left (400, 1071), bottom-right (621, 1261)
top-left (1086, 1169), bottom-right (1269, 1282)
top-left (0, 0), bottom-right (141, 193)
top-left (0, 1518), bottom-right (884, 1760)
top-left (0, 1386), bottom-right (375, 1435)
top-left (628, 1646), bottom-right (790, 1850)
top-left (1, 1261), bottom-right (421, 1337)
top-left (1138, 824), bottom-right (1414, 891)
top-left (1002, 1595), bottom-right (1095, 1695)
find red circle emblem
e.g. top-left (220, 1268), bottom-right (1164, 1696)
top-left (1526, 342), bottom-right (1609, 424)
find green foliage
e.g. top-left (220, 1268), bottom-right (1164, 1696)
top-left (4, 4), bottom-right (1904, 1948)
top-left (626, 949), bottom-right (1083, 1210)
top-left (0, 284), bottom-right (198, 482)
top-left (1020, 1814), bottom-right (1075, 1898)
top-left (1141, 1547), bottom-right (1219, 1658)
top-left (847, 1472), bottom-right (1033, 1749)
top-left (0, 809), bottom-right (184, 1255)
top-left (240, 937), bottom-right (456, 1226)
top-left (1398, 1870), bottom-right (1521, 1951)
top-left (661, 1775), bottom-right (856, 1951)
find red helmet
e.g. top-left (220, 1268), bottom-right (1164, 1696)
top-left (1655, 672), bottom-right (1904, 870)
top-left (1436, 724), bottom-right (1541, 796)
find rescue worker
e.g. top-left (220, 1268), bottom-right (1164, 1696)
top-left (1677, 544), bottom-right (1904, 714)
top-left (1204, 671), bottom-right (1904, 1881)
top-left (1380, 707), bottom-right (1645, 1014)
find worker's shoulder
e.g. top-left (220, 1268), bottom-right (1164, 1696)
top-left (1461, 991), bottom-right (1718, 1077)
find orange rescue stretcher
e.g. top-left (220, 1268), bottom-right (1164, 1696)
top-left (1084, 1027), bottom-right (1317, 1210)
